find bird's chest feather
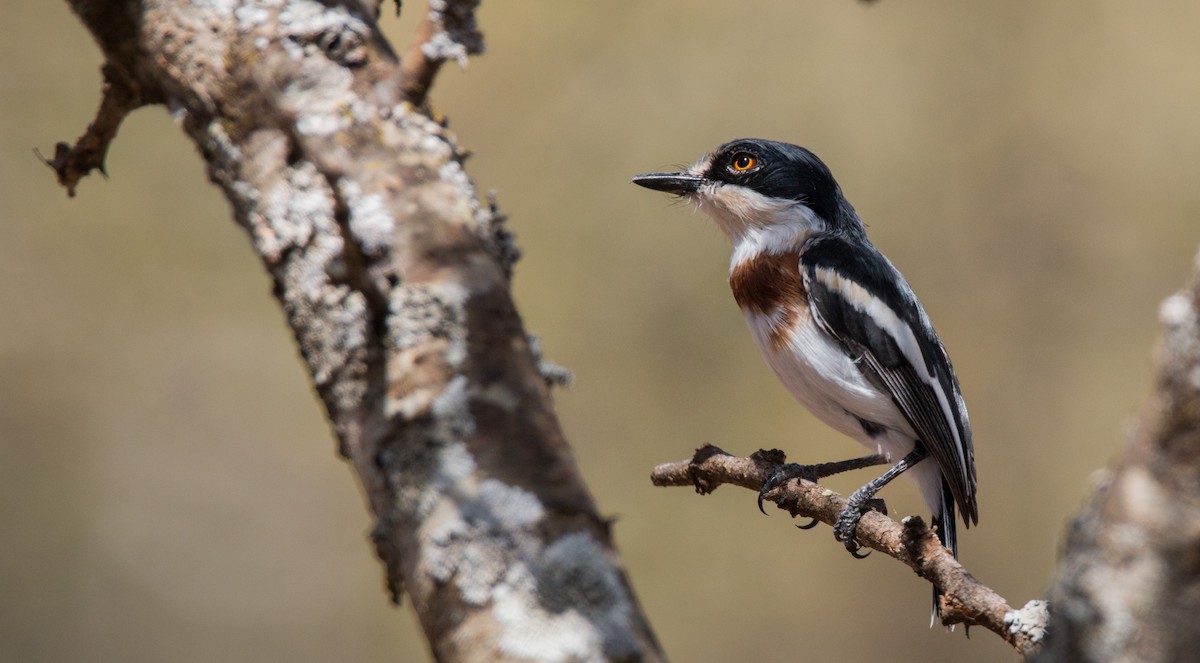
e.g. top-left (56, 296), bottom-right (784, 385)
top-left (729, 251), bottom-right (900, 440)
top-left (728, 251), bottom-right (809, 351)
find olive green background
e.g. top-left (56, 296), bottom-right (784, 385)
top-left (2, 2), bottom-right (1198, 662)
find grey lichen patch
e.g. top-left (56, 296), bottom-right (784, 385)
top-left (493, 533), bottom-right (643, 662)
top-left (526, 334), bottom-right (572, 388)
top-left (390, 436), bottom-right (478, 522)
top-left (536, 535), bottom-right (628, 617)
top-left (386, 281), bottom-right (469, 420)
top-left (389, 281), bottom-right (468, 363)
top-left (431, 375), bottom-right (475, 440)
top-left (296, 282), bottom-right (368, 378)
top-left (424, 478), bottom-right (547, 605)
top-left (1004, 600), bottom-right (1049, 644)
top-left (423, 0), bottom-right (485, 67)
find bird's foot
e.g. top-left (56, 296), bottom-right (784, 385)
top-left (757, 463), bottom-right (822, 515)
top-left (833, 489), bottom-right (887, 558)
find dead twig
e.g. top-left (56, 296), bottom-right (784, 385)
top-left (398, 0), bottom-right (484, 107)
top-left (39, 64), bottom-right (145, 197)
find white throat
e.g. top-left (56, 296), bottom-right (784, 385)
top-left (688, 184), bottom-right (827, 268)
top-left (679, 155), bottom-right (829, 267)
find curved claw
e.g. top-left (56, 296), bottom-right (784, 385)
top-left (795, 517), bottom-right (819, 530)
top-left (757, 463), bottom-right (816, 516)
top-left (835, 527), bottom-right (871, 557)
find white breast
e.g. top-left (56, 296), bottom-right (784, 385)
top-left (744, 309), bottom-right (916, 446)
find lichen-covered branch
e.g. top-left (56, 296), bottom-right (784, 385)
top-left (398, 0), bottom-right (483, 107)
top-left (1033, 251), bottom-right (1200, 663)
top-left (54, 1), bottom-right (663, 660)
top-left (651, 446), bottom-right (1046, 658)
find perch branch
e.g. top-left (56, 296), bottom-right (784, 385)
top-left (651, 445), bottom-right (1046, 659)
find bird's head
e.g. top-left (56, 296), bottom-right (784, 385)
top-left (632, 138), bottom-right (862, 243)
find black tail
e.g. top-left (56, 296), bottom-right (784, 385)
top-left (930, 478), bottom-right (957, 628)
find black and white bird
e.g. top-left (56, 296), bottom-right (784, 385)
top-left (633, 139), bottom-right (977, 619)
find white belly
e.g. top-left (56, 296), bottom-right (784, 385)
top-left (745, 310), bottom-right (914, 446)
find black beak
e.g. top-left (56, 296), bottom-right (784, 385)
top-left (631, 172), bottom-right (703, 195)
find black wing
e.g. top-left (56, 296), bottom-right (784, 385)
top-left (801, 235), bottom-right (978, 525)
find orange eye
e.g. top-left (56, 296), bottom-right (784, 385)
top-left (731, 154), bottom-right (756, 171)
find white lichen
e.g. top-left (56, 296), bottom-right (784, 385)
top-left (1159, 293), bottom-right (1192, 327)
top-left (256, 163), bottom-right (329, 261)
top-left (419, 471), bottom-right (644, 662)
top-left (234, 3), bottom-right (272, 29)
top-left (191, 0), bottom-right (239, 16)
top-left (421, 31), bottom-right (472, 67)
top-left (278, 1), bottom-right (363, 44)
top-left (388, 281), bottom-right (469, 364)
top-left (294, 102), bottom-right (352, 137)
top-left (422, 0), bottom-right (484, 67)
top-left (493, 533), bottom-right (642, 662)
top-left (1004, 599), bottom-right (1049, 644)
top-left (384, 281), bottom-right (471, 420)
top-left (338, 179), bottom-right (395, 255)
top-left (424, 479), bottom-right (547, 606)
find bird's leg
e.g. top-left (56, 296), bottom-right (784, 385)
top-left (757, 453), bottom-right (890, 518)
top-left (834, 447), bottom-right (928, 557)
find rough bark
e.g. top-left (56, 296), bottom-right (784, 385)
top-left (52, 1), bottom-right (663, 661)
top-left (1033, 253), bottom-right (1200, 663)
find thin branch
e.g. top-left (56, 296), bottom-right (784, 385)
top-left (40, 64), bottom-right (144, 197)
top-left (651, 445), bottom-right (1046, 659)
top-left (399, 0), bottom-right (484, 107)
top-left (397, 9), bottom-right (441, 106)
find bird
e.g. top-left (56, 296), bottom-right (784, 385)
top-left (632, 138), bottom-right (977, 621)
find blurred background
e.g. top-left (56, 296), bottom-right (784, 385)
top-left (2, 1), bottom-right (1199, 661)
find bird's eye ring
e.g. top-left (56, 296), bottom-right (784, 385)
top-left (731, 154), bottom-right (757, 172)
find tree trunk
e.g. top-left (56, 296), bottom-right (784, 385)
top-left (1034, 257), bottom-right (1200, 663)
top-left (53, 1), bottom-right (665, 660)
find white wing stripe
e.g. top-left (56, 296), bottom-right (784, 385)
top-left (814, 267), bottom-right (968, 479)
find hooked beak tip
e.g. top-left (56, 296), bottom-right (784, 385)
top-left (631, 172), bottom-right (703, 195)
